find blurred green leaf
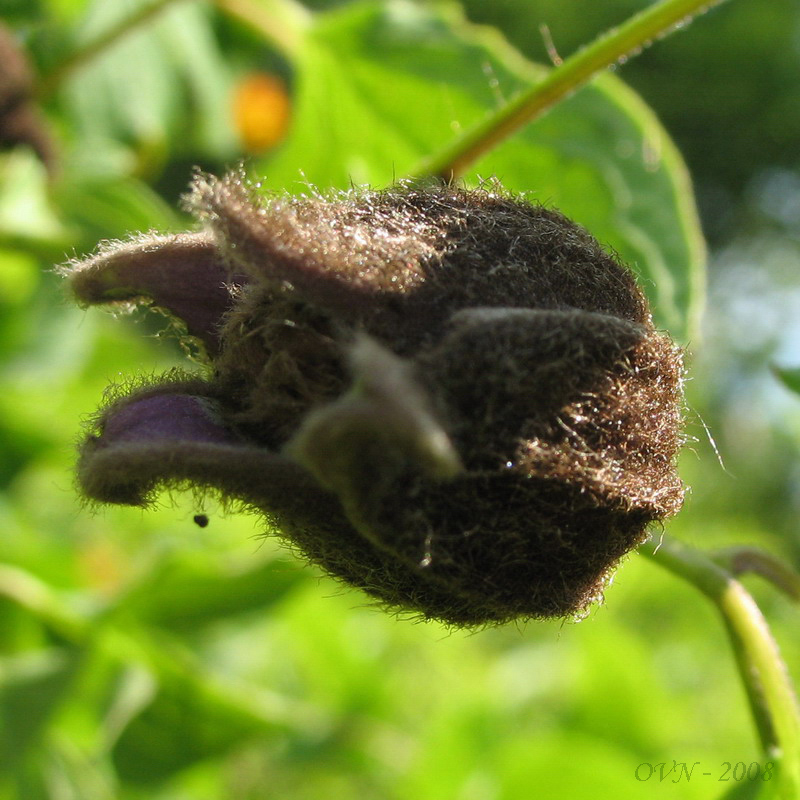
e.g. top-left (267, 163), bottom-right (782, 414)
top-left (54, 176), bottom-right (180, 246)
top-left (773, 366), bottom-right (800, 397)
top-left (0, 596), bottom-right (49, 656)
top-left (0, 647), bottom-right (83, 772)
top-left (61, 0), bottom-right (181, 150)
top-left (262, 0), bottom-right (704, 340)
top-left (0, 249), bottom-right (38, 307)
top-left (0, 150), bottom-right (70, 256)
top-left (35, 737), bottom-right (119, 800)
top-left (715, 763), bottom-right (784, 800)
top-left (0, 0), bottom-right (45, 25)
top-left (111, 659), bottom-right (281, 784)
top-left (120, 554), bottom-right (305, 632)
top-left (498, 732), bottom-right (658, 800)
top-left (278, 586), bottom-right (394, 715)
top-left (159, 0), bottom-right (237, 157)
top-left (60, 0), bottom-right (235, 164)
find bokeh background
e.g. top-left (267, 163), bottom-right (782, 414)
top-left (1, 0), bottom-right (798, 798)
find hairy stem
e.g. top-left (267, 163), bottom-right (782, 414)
top-left (640, 537), bottom-right (800, 796)
top-left (37, 0), bottom-right (190, 99)
top-left (414, 0), bottom-right (730, 181)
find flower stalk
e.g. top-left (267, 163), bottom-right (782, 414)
top-left (711, 546), bottom-right (800, 602)
top-left (640, 537), bottom-right (800, 797)
top-left (414, 0), bottom-right (731, 182)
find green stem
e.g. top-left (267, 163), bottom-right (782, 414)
top-left (640, 537), bottom-right (800, 796)
top-left (0, 564), bottom-right (89, 643)
top-left (712, 546), bottom-right (800, 602)
top-left (37, 0), bottom-right (191, 100)
top-left (413, 0), bottom-right (730, 181)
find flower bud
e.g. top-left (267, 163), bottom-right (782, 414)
top-left (66, 174), bottom-right (684, 625)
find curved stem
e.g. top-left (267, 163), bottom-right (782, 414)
top-left (640, 537), bottom-right (800, 796)
top-left (712, 546), bottom-right (800, 602)
top-left (413, 0), bottom-right (731, 182)
top-left (37, 0), bottom-right (191, 100)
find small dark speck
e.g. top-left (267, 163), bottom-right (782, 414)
top-left (193, 514), bottom-right (209, 528)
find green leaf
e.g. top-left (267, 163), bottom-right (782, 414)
top-left (120, 554), bottom-right (305, 632)
top-left (61, 0), bottom-right (179, 148)
top-left (54, 175), bottom-right (181, 246)
top-left (0, 647), bottom-right (83, 772)
top-left (158, 0), bottom-right (237, 157)
top-left (773, 366), bottom-right (800, 396)
top-left (60, 0), bottom-right (235, 160)
top-left (111, 659), bottom-right (280, 784)
top-left (262, 0), bottom-right (704, 341)
top-left (0, 150), bottom-right (70, 257)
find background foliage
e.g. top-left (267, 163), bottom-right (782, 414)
top-left (1, 0), bottom-right (799, 797)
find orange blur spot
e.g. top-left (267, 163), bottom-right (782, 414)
top-left (233, 73), bottom-right (291, 153)
top-left (78, 539), bottom-right (125, 596)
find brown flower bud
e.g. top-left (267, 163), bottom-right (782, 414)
top-left (65, 173), bottom-right (684, 626)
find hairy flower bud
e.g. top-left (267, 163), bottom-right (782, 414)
top-left (65, 173), bottom-right (684, 626)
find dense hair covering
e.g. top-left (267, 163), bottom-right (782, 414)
top-left (68, 174), bottom-right (685, 626)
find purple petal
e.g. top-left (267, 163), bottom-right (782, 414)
top-left (99, 394), bottom-right (237, 447)
top-left (66, 232), bottom-right (245, 356)
top-left (80, 389), bottom-right (329, 510)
